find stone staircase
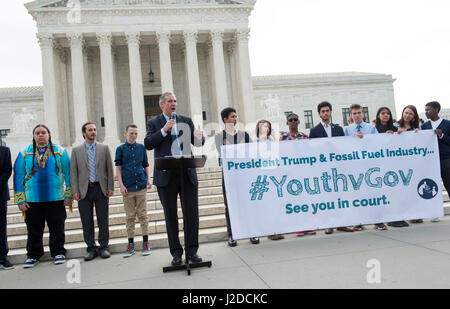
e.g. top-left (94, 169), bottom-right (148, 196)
top-left (5, 167), bottom-right (450, 264)
top-left (6, 167), bottom-right (227, 264)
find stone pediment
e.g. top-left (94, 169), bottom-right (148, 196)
top-left (26, 0), bottom-right (256, 10)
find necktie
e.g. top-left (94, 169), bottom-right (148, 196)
top-left (171, 120), bottom-right (182, 156)
top-left (87, 145), bottom-right (97, 182)
top-left (357, 124), bottom-right (362, 132)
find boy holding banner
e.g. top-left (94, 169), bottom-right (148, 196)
top-left (344, 104), bottom-right (388, 231)
top-left (310, 101), bottom-right (354, 235)
top-left (422, 101), bottom-right (450, 223)
top-left (215, 107), bottom-right (259, 247)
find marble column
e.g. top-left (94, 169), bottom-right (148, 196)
top-left (37, 33), bottom-right (60, 143)
top-left (235, 29), bottom-right (255, 124)
top-left (96, 32), bottom-right (120, 146)
top-left (210, 30), bottom-right (229, 123)
top-left (156, 30), bottom-right (174, 94)
top-left (183, 30), bottom-right (203, 129)
top-left (67, 32), bottom-right (89, 144)
top-left (125, 32), bottom-right (147, 142)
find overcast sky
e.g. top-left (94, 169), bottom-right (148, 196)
top-left (1, 0), bottom-right (450, 118)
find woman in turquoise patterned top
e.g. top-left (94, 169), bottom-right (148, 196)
top-left (13, 124), bottom-right (72, 268)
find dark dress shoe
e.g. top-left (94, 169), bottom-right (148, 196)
top-left (388, 221), bottom-right (409, 227)
top-left (228, 237), bottom-right (237, 247)
top-left (249, 237), bottom-right (260, 245)
top-left (99, 248), bottom-right (111, 259)
top-left (187, 254), bottom-right (202, 263)
top-left (84, 250), bottom-right (98, 261)
top-left (171, 255), bottom-right (182, 266)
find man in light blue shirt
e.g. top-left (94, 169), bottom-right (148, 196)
top-left (344, 104), bottom-right (378, 137)
top-left (345, 104), bottom-right (380, 232)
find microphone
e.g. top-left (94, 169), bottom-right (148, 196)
top-left (170, 112), bottom-right (176, 120)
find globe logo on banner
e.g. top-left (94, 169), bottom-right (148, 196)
top-left (417, 179), bottom-right (439, 200)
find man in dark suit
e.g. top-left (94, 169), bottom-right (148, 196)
top-left (145, 92), bottom-right (205, 266)
top-left (309, 101), bottom-right (353, 234)
top-left (422, 101), bottom-right (450, 222)
top-left (309, 101), bottom-right (345, 139)
top-left (0, 146), bottom-right (13, 270)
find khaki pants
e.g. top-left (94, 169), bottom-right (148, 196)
top-left (123, 188), bottom-right (148, 238)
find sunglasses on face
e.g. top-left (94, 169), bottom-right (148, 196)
top-left (288, 118), bottom-right (298, 122)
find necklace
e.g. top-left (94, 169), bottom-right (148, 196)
top-left (35, 146), bottom-right (51, 168)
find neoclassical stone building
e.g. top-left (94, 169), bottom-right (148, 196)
top-left (0, 0), bottom-right (397, 150)
top-left (23, 0), bottom-right (258, 147)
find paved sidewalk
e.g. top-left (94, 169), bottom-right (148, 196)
top-left (2, 217), bottom-right (450, 289)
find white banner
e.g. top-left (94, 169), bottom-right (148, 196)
top-left (222, 130), bottom-right (443, 240)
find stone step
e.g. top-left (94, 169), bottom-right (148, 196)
top-left (7, 177), bottom-right (223, 206)
top-left (6, 213), bottom-right (227, 250)
top-left (6, 184), bottom-right (223, 216)
top-left (7, 225), bottom-right (228, 265)
top-left (6, 203), bottom-right (225, 237)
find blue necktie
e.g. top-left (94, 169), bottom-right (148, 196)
top-left (357, 124), bottom-right (362, 132)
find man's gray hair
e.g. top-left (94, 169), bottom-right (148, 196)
top-left (159, 92), bottom-right (174, 104)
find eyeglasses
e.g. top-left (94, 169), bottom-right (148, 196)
top-left (288, 118), bottom-right (298, 122)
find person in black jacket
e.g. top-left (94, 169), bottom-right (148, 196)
top-left (309, 102), bottom-right (353, 235)
top-left (144, 92), bottom-right (205, 266)
top-left (0, 146), bottom-right (13, 270)
top-left (214, 107), bottom-right (259, 247)
top-left (375, 107), bottom-right (398, 134)
top-left (309, 101), bottom-right (345, 139)
top-left (422, 101), bottom-right (450, 223)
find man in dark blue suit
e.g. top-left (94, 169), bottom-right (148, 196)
top-left (144, 92), bottom-right (205, 266)
top-left (422, 101), bottom-right (450, 221)
top-left (0, 145), bottom-right (13, 270)
top-left (309, 102), bottom-right (353, 234)
top-left (309, 101), bottom-right (345, 139)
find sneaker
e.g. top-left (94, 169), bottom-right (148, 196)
top-left (54, 255), bottom-right (66, 265)
top-left (353, 225), bottom-right (364, 231)
top-left (325, 228), bottom-right (334, 234)
top-left (431, 218), bottom-right (440, 223)
top-left (142, 241), bottom-right (151, 256)
top-left (295, 231), bottom-right (305, 237)
top-left (123, 243), bottom-right (135, 258)
top-left (305, 230), bottom-right (316, 235)
top-left (375, 223), bottom-right (388, 231)
top-left (23, 258), bottom-right (39, 269)
top-left (0, 259), bottom-right (14, 270)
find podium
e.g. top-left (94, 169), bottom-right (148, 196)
top-left (155, 155), bottom-right (212, 275)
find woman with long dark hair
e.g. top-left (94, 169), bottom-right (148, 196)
top-left (13, 124), bottom-right (72, 268)
top-left (375, 107), bottom-right (397, 133)
top-left (374, 107), bottom-right (409, 228)
top-left (395, 105), bottom-right (423, 224)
